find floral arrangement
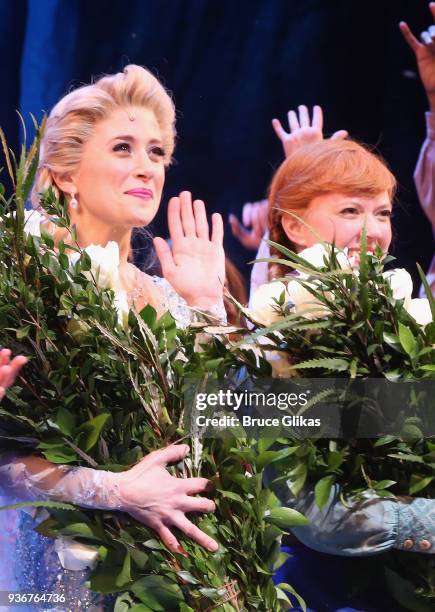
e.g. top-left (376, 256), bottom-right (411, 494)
top-left (219, 238), bottom-right (435, 608)
top-left (0, 129), bottom-right (306, 610)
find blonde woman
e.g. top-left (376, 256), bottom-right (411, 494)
top-left (0, 65), bottom-right (223, 604)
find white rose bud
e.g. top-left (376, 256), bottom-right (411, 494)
top-left (298, 243), bottom-right (351, 275)
top-left (70, 241), bottom-right (121, 290)
top-left (383, 268), bottom-right (413, 307)
top-left (114, 290), bottom-right (130, 328)
top-left (54, 536), bottom-right (99, 571)
top-left (23, 209), bottom-right (45, 237)
top-left (405, 298), bottom-right (433, 326)
top-left (249, 281), bottom-right (288, 326)
top-left (286, 278), bottom-right (330, 319)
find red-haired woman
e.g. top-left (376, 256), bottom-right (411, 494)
top-left (258, 139), bottom-right (433, 610)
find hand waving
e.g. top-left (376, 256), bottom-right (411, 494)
top-left (272, 105), bottom-right (348, 159)
top-left (229, 199), bottom-right (268, 250)
top-left (154, 191), bottom-right (225, 310)
top-left (400, 3), bottom-right (435, 109)
top-left (0, 348), bottom-right (27, 400)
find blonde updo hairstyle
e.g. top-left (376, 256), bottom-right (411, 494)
top-left (268, 139), bottom-right (397, 277)
top-left (31, 64), bottom-right (176, 207)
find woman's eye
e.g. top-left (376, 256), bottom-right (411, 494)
top-left (149, 146), bottom-right (166, 159)
top-left (113, 142), bottom-right (131, 153)
top-left (379, 209), bottom-right (392, 218)
top-left (340, 207), bottom-right (359, 215)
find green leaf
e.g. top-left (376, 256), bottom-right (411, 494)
top-left (58, 522), bottom-right (104, 541)
top-left (327, 451), bottom-right (344, 471)
top-left (294, 358), bottom-right (349, 371)
top-left (218, 490), bottom-right (245, 503)
top-left (129, 547), bottom-right (148, 569)
top-left (265, 507), bottom-right (309, 529)
top-left (58, 253), bottom-right (69, 270)
top-left (401, 423), bottom-right (423, 439)
top-left (39, 443), bottom-right (78, 463)
top-left (142, 539), bottom-right (167, 551)
top-left (115, 551), bottom-right (132, 588)
top-left (130, 575), bottom-right (183, 610)
top-left (388, 453), bottom-right (424, 463)
top-left (54, 406), bottom-right (76, 436)
top-left (383, 332), bottom-right (402, 351)
top-left (277, 583), bottom-right (307, 612)
top-left (256, 447), bottom-right (299, 470)
top-left (409, 475), bottom-right (433, 495)
top-left (417, 262), bottom-right (435, 321)
top-left (139, 304), bottom-right (157, 329)
top-left (90, 548), bottom-right (127, 593)
top-left (374, 435), bottom-right (396, 447)
top-left (76, 412), bottom-right (110, 452)
top-left (373, 479), bottom-right (396, 490)
top-left (177, 571), bottom-right (200, 585)
top-left (114, 593), bottom-right (134, 612)
top-left (314, 475), bottom-right (335, 509)
top-left (0, 500), bottom-right (76, 512)
top-left (16, 324), bottom-right (31, 339)
top-left (287, 462), bottom-right (308, 496)
top-left (179, 604), bottom-right (195, 612)
top-left (272, 551), bottom-right (290, 571)
top-left (398, 322), bottom-right (417, 357)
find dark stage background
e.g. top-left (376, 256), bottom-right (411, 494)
top-left (0, 0), bottom-right (434, 288)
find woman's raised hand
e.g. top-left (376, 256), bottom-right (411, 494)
top-left (400, 3), bottom-right (435, 110)
top-left (0, 348), bottom-right (27, 400)
top-left (118, 444), bottom-right (218, 554)
top-left (154, 191), bottom-right (225, 310)
top-left (228, 199), bottom-right (268, 251)
top-left (272, 105), bottom-right (348, 159)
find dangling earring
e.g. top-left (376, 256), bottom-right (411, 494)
top-left (70, 193), bottom-right (78, 209)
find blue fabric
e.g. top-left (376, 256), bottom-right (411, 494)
top-left (274, 482), bottom-right (435, 557)
top-left (274, 545), bottom-right (403, 612)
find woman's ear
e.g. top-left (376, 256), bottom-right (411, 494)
top-left (281, 214), bottom-right (307, 250)
top-left (51, 172), bottom-right (76, 197)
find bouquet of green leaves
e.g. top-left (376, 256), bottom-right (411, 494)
top-left (0, 125), bottom-right (306, 611)
top-left (218, 237), bottom-right (435, 609)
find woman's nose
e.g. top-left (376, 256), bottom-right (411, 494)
top-left (362, 214), bottom-right (382, 240)
top-left (134, 152), bottom-right (154, 179)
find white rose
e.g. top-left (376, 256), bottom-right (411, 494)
top-left (405, 298), bottom-right (433, 326)
top-left (54, 536), bottom-right (99, 571)
top-left (249, 281), bottom-right (288, 326)
top-left (383, 268), bottom-right (413, 307)
top-left (70, 241), bottom-right (121, 290)
top-left (114, 289), bottom-right (130, 328)
top-left (286, 278), bottom-right (330, 319)
top-left (23, 209), bottom-right (45, 237)
top-left (298, 243), bottom-right (351, 275)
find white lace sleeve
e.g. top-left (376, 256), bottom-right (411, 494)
top-left (0, 453), bottom-right (123, 510)
top-left (152, 276), bottom-right (227, 327)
